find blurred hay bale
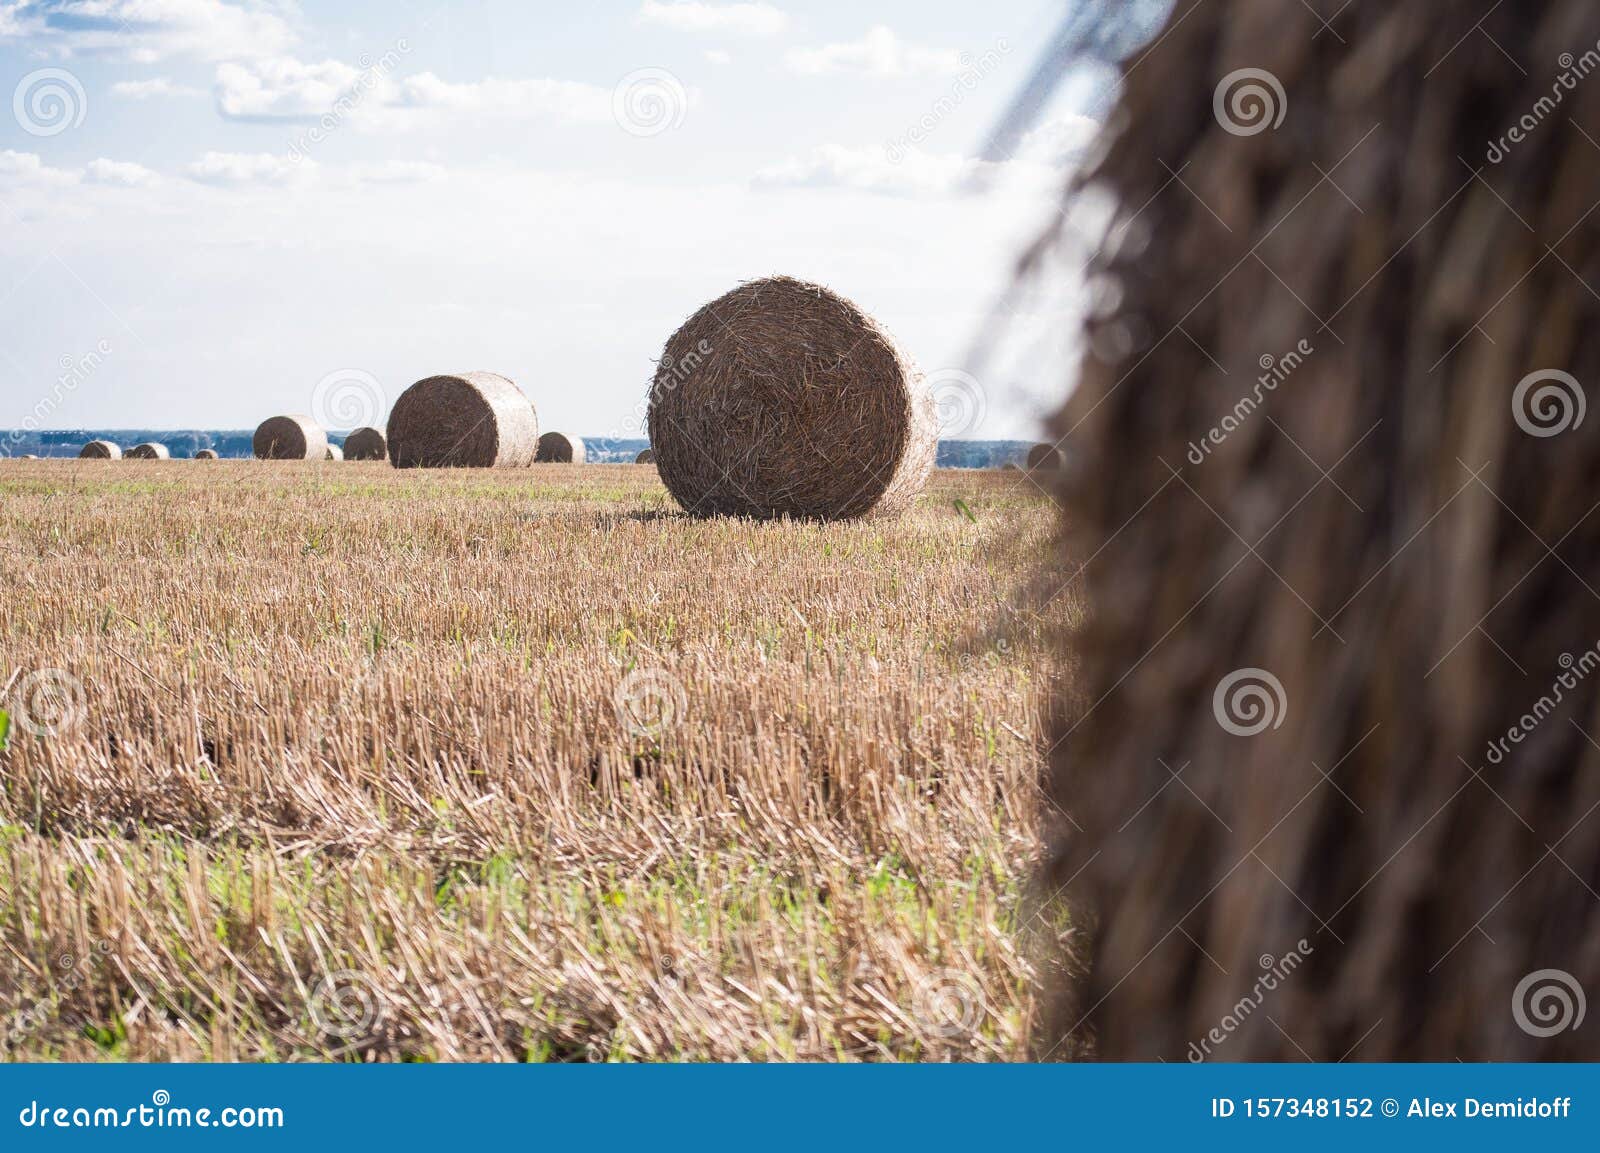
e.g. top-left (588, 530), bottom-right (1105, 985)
top-left (386, 372), bottom-right (538, 469)
top-left (194, 449), bottom-right (218, 460)
top-left (342, 427), bottom-right (386, 461)
top-left (635, 448), bottom-right (656, 464)
top-left (647, 276), bottom-right (935, 519)
top-left (1026, 443), bottom-right (1063, 471)
top-left (79, 441), bottom-right (121, 460)
top-left (125, 443), bottom-right (169, 460)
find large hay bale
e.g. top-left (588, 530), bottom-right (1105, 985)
top-left (194, 449), bottom-right (218, 460)
top-left (125, 443), bottom-right (169, 460)
top-left (386, 372), bottom-right (538, 469)
top-left (253, 415), bottom-right (327, 461)
top-left (1026, 443), bottom-right (1063, 470)
top-left (635, 448), bottom-right (656, 464)
top-left (79, 440), bottom-right (121, 460)
top-left (343, 426), bottom-right (387, 461)
top-left (325, 444), bottom-right (343, 462)
top-left (536, 432), bottom-right (586, 463)
top-left (1036, 0), bottom-right (1600, 1061)
top-left (647, 276), bottom-right (935, 519)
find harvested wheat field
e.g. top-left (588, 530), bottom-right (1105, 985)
top-left (0, 459), bottom-right (1075, 1061)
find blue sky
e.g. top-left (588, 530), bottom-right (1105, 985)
top-left (1, 1), bottom-right (1104, 438)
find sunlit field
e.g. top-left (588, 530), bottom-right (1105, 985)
top-left (0, 460), bottom-right (1074, 1061)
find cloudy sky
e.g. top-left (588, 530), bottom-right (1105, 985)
top-left (0, 0), bottom-right (1106, 439)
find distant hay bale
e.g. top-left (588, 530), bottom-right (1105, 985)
top-left (20, 454), bottom-right (38, 460)
top-left (536, 432), bottom-right (586, 463)
top-left (326, 444), bottom-right (343, 461)
top-left (343, 426), bottom-right (387, 461)
top-left (253, 414), bottom-right (327, 461)
top-left (194, 449), bottom-right (218, 460)
top-left (1000, 461), bottom-right (1020, 471)
top-left (79, 440), bottom-right (121, 460)
top-left (386, 372), bottom-right (539, 469)
top-left (647, 276), bottom-right (936, 520)
top-left (1026, 443), bottom-right (1063, 470)
top-left (636, 448), bottom-right (656, 463)
top-left (126, 442), bottom-right (169, 460)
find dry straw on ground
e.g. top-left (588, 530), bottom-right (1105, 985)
top-left (343, 427), bottom-right (387, 461)
top-left (79, 440), bottom-right (121, 460)
top-left (387, 372), bottom-right (539, 469)
top-left (125, 443), bottom-right (169, 460)
top-left (253, 415), bottom-right (328, 461)
top-left (536, 432), bottom-right (586, 463)
top-left (635, 448), bottom-right (656, 464)
top-left (648, 276), bottom-right (936, 520)
top-left (194, 449), bottom-right (218, 460)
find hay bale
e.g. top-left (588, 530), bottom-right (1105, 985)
top-left (536, 432), bottom-right (586, 463)
top-left (79, 440), bottom-right (121, 460)
top-left (386, 372), bottom-right (538, 469)
top-left (19, 454), bottom-right (38, 460)
top-left (1026, 443), bottom-right (1063, 470)
top-left (194, 449), bottom-right (218, 460)
top-left (635, 448), bottom-right (656, 464)
top-left (647, 276), bottom-right (935, 519)
top-left (343, 426), bottom-right (387, 461)
top-left (126, 443), bottom-right (169, 460)
top-left (325, 444), bottom-right (343, 462)
top-left (253, 414), bottom-right (327, 461)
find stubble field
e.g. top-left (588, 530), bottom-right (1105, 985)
top-left (0, 460), bottom-right (1073, 1061)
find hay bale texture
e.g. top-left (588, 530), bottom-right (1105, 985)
top-left (253, 415), bottom-right (327, 461)
top-left (1026, 443), bottom-right (1063, 470)
top-left (647, 276), bottom-right (936, 519)
top-left (635, 448), bottom-right (656, 464)
top-left (126, 443), bottom-right (169, 460)
top-left (194, 449), bottom-right (218, 460)
top-left (79, 440), bottom-right (121, 460)
top-left (325, 444), bottom-right (343, 462)
top-left (536, 432), bottom-right (585, 463)
top-left (386, 372), bottom-right (538, 469)
top-left (343, 426), bottom-right (386, 461)
top-left (1035, 0), bottom-right (1600, 1061)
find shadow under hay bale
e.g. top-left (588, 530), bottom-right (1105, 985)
top-left (536, 432), bottom-right (586, 463)
top-left (343, 426), bottom-right (386, 461)
top-left (125, 443), bottom-right (169, 460)
top-left (386, 372), bottom-right (538, 469)
top-left (253, 415), bottom-right (327, 461)
top-left (647, 276), bottom-right (936, 520)
top-left (79, 440), bottom-right (121, 460)
top-left (1036, 0), bottom-right (1600, 1061)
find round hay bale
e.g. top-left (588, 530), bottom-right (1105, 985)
top-left (635, 448), bottom-right (656, 464)
top-left (647, 276), bottom-right (935, 519)
top-left (386, 372), bottom-right (538, 469)
top-left (1000, 461), bottom-right (1020, 471)
top-left (253, 414), bottom-right (327, 461)
top-left (126, 442), bottom-right (169, 460)
top-left (536, 432), bottom-right (586, 463)
top-left (20, 454), bottom-right (38, 460)
top-left (325, 444), bottom-right (344, 462)
top-left (194, 449), bottom-right (218, 460)
top-left (1026, 443), bottom-right (1064, 470)
top-left (79, 440), bottom-right (121, 460)
top-left (343, 426), bottom-right (387, 461)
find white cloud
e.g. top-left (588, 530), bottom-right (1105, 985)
top-left (4, 0), bottom-right (296, 62)
top-left (110, 76), bottom-right (204, 99)
top-left (215, 57), bottom-right (362, 120)
top-left (704, 49), bottom-right (731, 65)
top-left (785, 26), bottom-right (962, 78)
top-left (0, 149), bottom-right (78, 187)
top-left (1018, 113), bottom-right (1100, 166)
top-left (636, 1), bottom-right (785, 37)
top-left (754, 144), bottom-right (987, 197)
top-left (389, 72), bottom-right (612, 123)
top-left (184, 151), bottom-right (310, 186)
top-left (85, 158), bottom-right (159, 186)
